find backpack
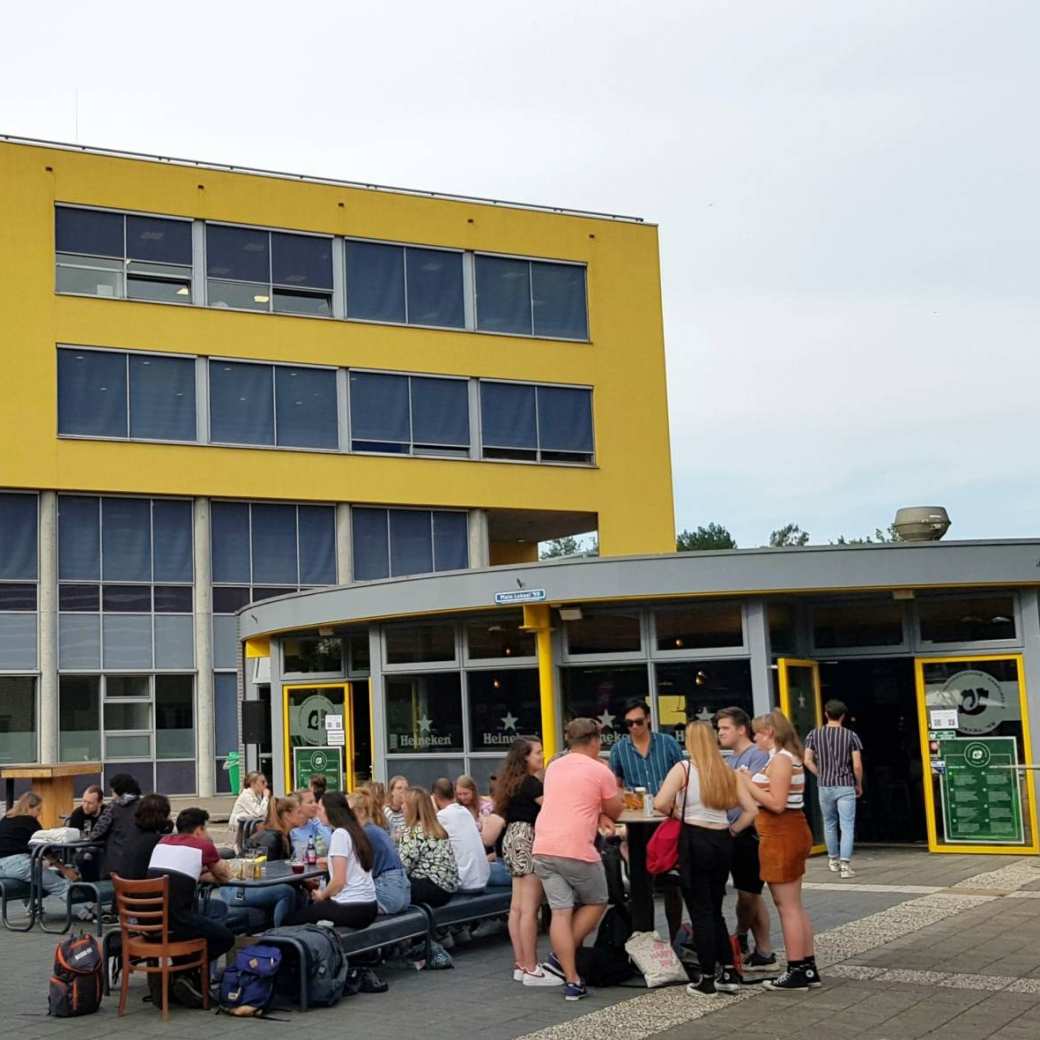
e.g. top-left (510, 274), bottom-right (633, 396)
top-left (263, 924), bottom-right (348, 1008)
top-left (48, 933), bottom-right (103, 1017)
top-left (219, 944), bottom-right (282, 1017)
top-left (601, 839), bottom-right (628, 907)
top-left (578, 904), bottom-right (637, 987)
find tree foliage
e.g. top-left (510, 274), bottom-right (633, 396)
top-left (540, 534), bottom-right (599, 559)
top-left (769, 523), bottom-right (810, 547)
top-left (676, 523), bottom-right (737, 551)
top-left (831, 524), bottom-right (901, 545)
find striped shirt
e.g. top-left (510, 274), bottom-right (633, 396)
top-left (752, 749), bottom-right (805, 809)
top-left (804, 724), bottom-right (863, 787)
top-left (609, 731), bottom-right (684, 795)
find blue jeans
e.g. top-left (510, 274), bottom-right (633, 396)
top-left (374, 868), bottom-right (411, 915)
top-left (0, 853), bottom-right (69, 913)
top-left (216, 882), bottom-right (303, 928)
top-left (487, 860), bottom-right (511, 888)
top-left (818, 785), bottom-right (857, 861)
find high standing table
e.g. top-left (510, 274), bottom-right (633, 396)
top-left (619, 809), bottom-right (668, 932)
top-left (0, 763), bottom-right (101, 827)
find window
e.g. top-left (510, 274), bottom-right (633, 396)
top-left (206, 225), bottom-right (332, 316)
top-left (475, 255), bottom-right (587, 339)
top-left (155, 675), bottom-right (195, 759)
top-left (58, 348), bottom-right (196, 442)
top-left (918, 595), bottom-right (1017, 644)
top-left (349, 371), bottom-right (469, 456)
top-left (385, 673), bottom-right (463, 753)
top-left (565, 609), bottom-right (642, 655)
top-left (813, 600), bottom-right (905, 649)
top-left (0, 493), bottom-right (37, 581)
top-left (560, 664), bottom-right (648, 750)
top-left (0, 584), bottom-right (36, 610)
top-left (466, 611), bottom-right (536, 659)
top-left (56, 207), bottom-right (192, 302)
top-left (0, 677), bottom-right (36, 763)
top-left (59, 676), bottom-right (100, 762)
top-left (468, 669), bottom-right (540, 751)
top-left (346, 242), bottom-right (463, 328)
top-left (480, 381), bottom-right (593, 463)
top-left (654, 602), bottom-right (743, 651)
top-left (209, 360), bottom-right (337, 448)
top-left (768, 603), bottom-right (797, 655)
top-left (352, 508), bottom-right (468, 581)
top-left (655, 660), bottom-right (754, 744)
top-left (284, 637), bottom-right (343, 674)
top-left (384, 621), bottom-right (456, 665)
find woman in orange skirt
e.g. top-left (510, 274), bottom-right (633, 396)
top-left (740, 709), bottom-right (820, 992)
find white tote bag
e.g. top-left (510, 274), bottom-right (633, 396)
top-left (624, 930), bottom-right (688, 988)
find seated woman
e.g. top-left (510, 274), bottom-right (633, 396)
top-left (456, 773), bottom-right (510, 887)
top-left (227, 772), bottom-right (270, 850)
top-left (217, 796), bottom-right (307, 928)
top-left (398, 787), bottom-right (459, 908)
top-left (287, 793), bottom-right (378, 929)
top-left (384, 775), bottom-right (409, 840)
top-left (349, 790), bottom-right (411, 915)
top-left (0, 792), bottom-right (70, 914)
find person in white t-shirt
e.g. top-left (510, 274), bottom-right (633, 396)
top-left (287, 793), bottom-right (378, 929)
top-left (433, 778), bottom-right (490, 892)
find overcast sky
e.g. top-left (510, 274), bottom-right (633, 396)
top-left (4, 2), bottom-right (1037, 546)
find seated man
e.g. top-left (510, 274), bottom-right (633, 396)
top-left (432, 778), bottom-right (490, 893)
top-left (147, 807), bottom-right (234, 1007)
top-left (67, 785), bottom-right (105, 882)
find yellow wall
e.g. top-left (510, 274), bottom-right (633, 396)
top-left (0, 140), bottom-right (675, 556)
top-left (489, 542), bottom-right (541, 566)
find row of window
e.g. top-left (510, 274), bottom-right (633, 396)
top-left (55, 206), bottom-right (590, 340)
top-left (57, 348), bottom-right (596, 464)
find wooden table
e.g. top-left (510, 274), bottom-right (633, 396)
top-left (0, 763), bottom-right (101, 827)
top-left (619, 809), bottom-right (669, 932)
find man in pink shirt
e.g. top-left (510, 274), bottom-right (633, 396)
top-left (533, 718), bottom-right (625, 1000)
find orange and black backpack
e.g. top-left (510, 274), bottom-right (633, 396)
top-left (48, 933), bottom-right (104, 1017)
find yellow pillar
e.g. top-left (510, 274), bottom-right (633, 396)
top-left (522, 604), bottom-right (558, 759)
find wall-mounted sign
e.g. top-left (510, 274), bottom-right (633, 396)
top-left (324, 714), bottom-right (343, 732)
top-left (929, 708), bottom-right (959, 731)
top-left (494, 589), bottom-right (547, 605)
top-left (937, 736), bottom-right (1023, 844)
top-left (932, 670), bottom-right (1009, 736)
top-left (293, 747), bottom-right (344, 791)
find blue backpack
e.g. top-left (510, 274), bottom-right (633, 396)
top-left (219, 944), bottom-right (283, 1017)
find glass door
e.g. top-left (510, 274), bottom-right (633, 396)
top-left (915, 655), bottom-right (1039, 854)
top-left (777, 658), bottom-right (825, 850)
top-left (282, 683), bottom-right (352, 793)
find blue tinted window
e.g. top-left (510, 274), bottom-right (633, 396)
top-left (275, 367), bottom-right (338, 449)
top-left (406, 248), bottom-right (464, 328)
top-left (56, 208), bottom-right (123, 258)
top-left (389, 510), bottom-right (433, 577)
top-left (214, 673), bottom-right (239, 758)
top-left (58, 496), bottom-right (100, 580)
top-left (126, 216), bottom-right (192, 265)
top-left (349, 372), bottom-right (409, 451)
top-left (58, 349), bottom-right (128, 438)
top-left (102, 498), bottom-right (151, 581)
top-left (251, 504), bottom-right (298, 585)
top-left (0, 494), bottom-right (38, 581)
top-left (532, 262), bottom-right (588, 339)
top-left (209, 361), bottom-right (274, 445)
top-left (479, 382), bottom-right (537, 449)
top-left (410, 377), bottom-right (469, 448)
top-left (153, 500), bottom-right (193, 583)
top-left (206, 225), bottom-right (269, 282)
top-left (475, 256), bottom-right (531, 334)
top-left (536, 386), bottom-right (594, 453)
top-left (298, 506), bottom-right (336, 585)
top-left (433, 512), bottom-right (468, 571)
top-left (352, 509), bottom-right (389, 581)
top-left (271, 232), bottom-right (332, 290)
top-left (211, 502), bottom-right (250, 583)
top-left (129, 354), bottom-right (196, 441)
top-left (346, 242), bottom-right (405, 323)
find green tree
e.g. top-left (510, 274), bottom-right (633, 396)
top-left (831, 524), bottom-right (901, 545)
top-left (769, 523), bottom-right (810, 547)
top-left (540, 534), bottom-right (599, 559)
top-left (676, 523), bottom-right (737, 551)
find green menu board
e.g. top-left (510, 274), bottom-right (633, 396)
top-left (293, 747), bottom-right (343, 792)
top-left (937, 737), bottom-right (1023, 844)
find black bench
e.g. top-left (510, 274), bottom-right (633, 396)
top-left (0, 877), bottom-right (34, 932)
top-left (417, 889), bottom-right (512, 932)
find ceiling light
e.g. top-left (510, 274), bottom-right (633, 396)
top-left (176, 286), bottom-right (190, 296)
top-left (253, 294), bottom-right (270, 304)
top-left (559, 607), bottom-right (583, 622)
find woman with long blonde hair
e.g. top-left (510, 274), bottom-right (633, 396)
top-left (397, 786), bottom-right (459, 907)
top-left (0, 792), bottom-right (72, 912)
top-left (741, 709), bottom-right (818, 991)
top-left (349, 789), bottom-right (411, 914)
top-left (654, 721), bottom-right (758, 997)
top-left (360, 782), bottom-right (389, 831)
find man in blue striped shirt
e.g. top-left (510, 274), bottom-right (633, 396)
top-left (609, 699), bottom-right (684, 939)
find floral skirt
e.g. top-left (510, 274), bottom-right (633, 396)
top-left (502, 822), bottom-right (536, 877)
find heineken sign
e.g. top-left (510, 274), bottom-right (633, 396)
top-left (293, 747), bottom-right (344, 792)
top-left (937, 736), bottom-right (1023, 845)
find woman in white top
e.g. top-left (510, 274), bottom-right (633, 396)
top-left (655, 721), bottom-right (758, 997)
top-left (741, 709), bottom-right (819, 992)
top-left (227, 772), bottom-right (270, 848)
top-left (287, 792), bottom-right (378, 929)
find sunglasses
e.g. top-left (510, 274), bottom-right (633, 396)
top-left (624, 717), bottom-right (647, 728)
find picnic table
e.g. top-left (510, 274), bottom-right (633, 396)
top-left (1, 763), bottom-right (101, 827)
top-left (619, 809), bottom-right (669, 932)
top-left (230, 860), bottom-right (326, 888)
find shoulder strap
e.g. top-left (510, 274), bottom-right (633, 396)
top-left (679, 762), bottom-right (690, 819)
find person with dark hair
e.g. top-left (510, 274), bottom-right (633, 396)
top-left (287, 792), bottom-right (377, 928)
top-left (309, 774), bottom-right (328, 801)
top-left (68, 785), bottom-right (104, 835)
top-left (91, 773), bottom-right (143, 878)
top-left (804, 699), bottom-right (864, 879)
top-left (104, 793), bottom-right (174, 880)
top-left (432, 778), bottom-right (489, 893)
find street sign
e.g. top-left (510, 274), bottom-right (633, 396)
top-left (937, 736), bottom-right (1024, 844)
top-left (494, 588), bottom-right (547, 605)
top-left (293, 746), bottom-right (344, 791)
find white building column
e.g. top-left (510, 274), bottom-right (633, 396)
top-left (335, 503), bottom-right (353, 584)
top-left (468, 509), bottom-right (489, 569)
top-left (38, 491), bottom-right (59, 763)
top-left (193, 497), bottom-right (215, 796)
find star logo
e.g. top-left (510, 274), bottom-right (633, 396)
top-left (417, 715), bottom-right (433, 734)
top-left (597, 710), bottom-right (616, 731)
top-left (501, 711), bottom-right (519, 732)
top-left (695, 706), bottom-right (714, 722)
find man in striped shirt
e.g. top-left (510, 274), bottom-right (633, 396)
top-left (804, 700), bottom-right (864, 879)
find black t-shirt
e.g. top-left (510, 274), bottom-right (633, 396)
top-left (68, 807), bottom-right (103, 835)
top-left (0, 815), bottom-right (41, 856)
top-left (504, 775), bottom-right (543, 825)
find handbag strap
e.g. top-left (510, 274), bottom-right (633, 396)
top-left (676, 762), bottom-right (690, 823)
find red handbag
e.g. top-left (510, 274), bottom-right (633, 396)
top-left (646, 764), bottom-right (690, 875)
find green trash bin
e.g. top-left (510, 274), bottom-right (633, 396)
top-left (223, 750), bottom-right (241, 793)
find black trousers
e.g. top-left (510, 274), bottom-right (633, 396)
top-left (287, 899), bottom-right (378, 928)
top-left (170, 910), bottom-right (235, 964)
top-left (678, 824), bottom-right (733, 976)
top-left (408, 876), bottom-right (453, 907)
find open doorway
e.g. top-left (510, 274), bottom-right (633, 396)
top-left (350, 682), bottom-right (372, 786)
top-left (817, 658), bottom-right (927, 844)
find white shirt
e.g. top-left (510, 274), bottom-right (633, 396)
top-left (327, 827), bottom-right (376, 905)
top-left (436, 802), bottom-right (490, 891)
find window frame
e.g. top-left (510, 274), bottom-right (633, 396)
top-left (351, 506), bottom-right (469, 582)
top-left (910, 590), bottom-right (1024, 652)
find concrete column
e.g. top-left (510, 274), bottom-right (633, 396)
top-left (368, 626), bottom-right (387, 782)
top-left (746, 599), bottom-right (774, 716)
top-left (38, 491), bottom-right (59, 763)
top-left (1015, 590), bottom-right (1040, 819)
top-left (335, 503), bottom-right (353, 584)
top-left (269, 641), bottom-right (287, 795)
top-left (467, 509), bottom-right (489, 569)
top-left (193, 497), bottom-right (215, 796)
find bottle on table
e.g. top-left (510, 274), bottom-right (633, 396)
top-left (306, 835), bottom-right (317, 866)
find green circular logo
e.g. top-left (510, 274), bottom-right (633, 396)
top-left (964, 742), bottom-right (992, 769)
top-left (311, 750), bottom-right (328, 771)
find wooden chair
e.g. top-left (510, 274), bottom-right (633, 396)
top-left (112, 873), bottom-right (209, 1020)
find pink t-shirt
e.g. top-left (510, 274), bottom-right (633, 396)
top-left (533, 752), bottom-right (617, 863)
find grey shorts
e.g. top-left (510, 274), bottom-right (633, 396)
top-left (533, 854), bottom-right (608, 910)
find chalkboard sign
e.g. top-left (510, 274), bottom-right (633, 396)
top-left (937, 736), bottom-right (1023, 844)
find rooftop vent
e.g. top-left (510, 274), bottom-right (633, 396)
top-left (893, 506), bottom-right (951, 542)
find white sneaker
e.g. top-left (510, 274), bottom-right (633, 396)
top-left (839, 861), bottom-right (856, 879)
top-left (522, 968), bottom-right (564, 987)
top-left (513, 966), bottom-right (524, 982)
top-left (828, 858), bottom-right (840, 873)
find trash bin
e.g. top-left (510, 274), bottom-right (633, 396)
top-left (223, 751), bottom-right (241, 793)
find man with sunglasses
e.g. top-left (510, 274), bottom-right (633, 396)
top-left (609, 699), bottom-right (685, 940)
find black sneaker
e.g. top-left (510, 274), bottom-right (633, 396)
top-left (686, 974), bottom-right (718, 997)
top-left (715, 967), bottom-right (742, 993)
top-left (743, 949), bottom-right (779, 974)
top-left (359, 967), bottom-right (389, 994)
top-left (172, 973), bottom-right (206, 1009)
top-left (761, 967), bottom-right (809, 992)
top-left (802, 959), bottom-right (823, 989)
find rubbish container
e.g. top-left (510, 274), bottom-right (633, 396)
top-left (223, 751), bottom-right (241, 793)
